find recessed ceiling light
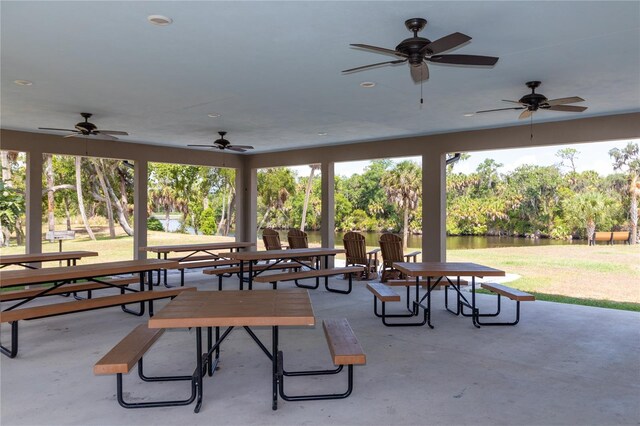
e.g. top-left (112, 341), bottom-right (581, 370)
top-left (14, 79), bottom-right (33, 86)
top-left (360, 81), bottom-right (376, 88)
top-left (463, 113), bottom-right (475, 117)
top-left (147, 15), bottom-right (173, 26)
top-left (207, 113), bottom-right (221, 118)
top-left (317, 132), bottom-right (328, 136)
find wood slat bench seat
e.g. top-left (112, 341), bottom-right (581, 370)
top-left (0, 276), bottom-right (139, 302)
top-left (366, 283), bottom-right (400, 302)
top-left (611, 231), bottom-right (631, 244)
top-left (94, 324), bottom-right (165, 375)
top-left (387, 278), bottom-right (469, 288)
top-left (252, 266), bottom-right (365, 294)
top-left (323, 318), bottom-right (366, 365)
top-left (171, 258), bottom-right (239, 287)
top-left (591, 231), bottom-right (612, 245)
top-left (480, 283), bottom-right (535, 301)
top-left (278, 318), bottom-right (365, 403)
top-left (1, 287), bottom-right (195, 323)
top-left (0, 287), bottom-right (195, 358)
top-left (366, 282), bottom-right (428, 327)
top-left (476, 283), bottom-right (534, 326)
top-left (202, 263), bottom-right (299, 290)
top-left (94, 324), bottom-right (196, 409)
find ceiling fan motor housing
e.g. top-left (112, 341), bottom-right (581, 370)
top-left (396, 37), bottom-right (431, 64)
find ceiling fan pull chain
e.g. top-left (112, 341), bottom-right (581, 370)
top-left (530, 115), bottom-right (534, 141)
top-left (420, 69), bottom-right (424, 106)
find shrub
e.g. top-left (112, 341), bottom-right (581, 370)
top-left (147, 216), bottom-right (164, 231)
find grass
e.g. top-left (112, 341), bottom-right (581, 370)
top-left (475, 289), bottom-right (640, 312)
top-left (2, 226), bottom-right (638, 310)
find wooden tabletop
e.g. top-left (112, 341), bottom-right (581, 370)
top-left (225, 248), bottom-right (345, 261)
top-left (393, 262), bottom-right (505, 278)
top-left (0, 251), bottom-right (99, 265)
top-left (148, 289), bottom-right (315, 329)
top-left (0, 259), bottom-right (178, 288)
top-left (139, 242), bottom-right (254, 253)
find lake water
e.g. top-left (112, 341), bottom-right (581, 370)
top-left (157, 217), bottom-right (575, 249)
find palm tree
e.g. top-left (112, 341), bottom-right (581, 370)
top-left (609, 142), bottom-right (640, 244)
top-left (381, 161), bottom-right (422, 249)
top-left (256, 168), bottom-right (296, 230)
top-left (565, 191), bottom-right (616, 241)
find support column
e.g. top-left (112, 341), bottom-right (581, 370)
top-left (422, 152), bottom-right (446, 261)
top-left (134, 160), bottom-right (148, 260)
top-left (25, 151), bottom-right (43, 256)
top-left (236, 162), bottom-right (257, 248)
top-left (321, 162), bottom-right (335, 267)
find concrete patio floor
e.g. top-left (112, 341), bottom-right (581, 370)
top-left (1, 271), bottom-right (639, 425)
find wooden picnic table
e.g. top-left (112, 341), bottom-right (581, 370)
top-left (149, 289), bottom-right (315, 412)
top-left (393, 262), bottom-right (505, 328)
top-left (139, 241), bottom-right (254, 286)
top-left (224, 248), bottom-right (345, 290)
top-left (0, 258), bottom-right (183, 358)
top-left (0, 259), bottom-right (177, 288)
top-left (0, 251), bottom-right (99, 269)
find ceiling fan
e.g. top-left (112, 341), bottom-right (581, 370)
top-left (39, 112), bottom-right (128, 140)
top-left (342, 18), bottom-right (499, 84)
top-left (475, 81), bottom-right (587, 119)
top-left (187, 131), bottom-right (254, 152)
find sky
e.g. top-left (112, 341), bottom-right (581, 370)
top-left (289, 139), bottom-right (638, 178)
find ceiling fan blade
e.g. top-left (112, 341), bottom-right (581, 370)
top-left (95, 133), bottom-right (118, 140)
top-left (350, 44), bottom-right (408, 58)
top-left (501, 99), bottom-right (525, 105)
top-left (427, 54), bottom-right (499, 66)
top-left (229, 145), bottom-right (254, 150)
top-left (410, 62), bottom-right (429, 83)
top-left (226, 146), bottom-right (247, 153)
top-left (519, 109), bottom-right (533, 119)
top-left (38, 127), bottom-right (76, 132)
top-left (63, 133), bottom-right (82, 138)
top-left (545, 97), bottom-right (585, 106)
top-left (342, 59), bottom-right (406, 73)
top-left (421, 32), bottom-right (471, 55)
top-left (475, 107), bottom-right (526, 114)
top-left (96, 130), bottom-right (129, 135)
top-left (187, 144), bottom-right (216, 147)
top-left (546, 105), bottom-right (588, 112)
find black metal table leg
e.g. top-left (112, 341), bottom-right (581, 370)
top-left (272, 325), bottom-right (279, 410)
top-left (194, 327), bottom-right (203, 413)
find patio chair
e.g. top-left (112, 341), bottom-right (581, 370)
top-left (379, 233), bottom-right (421, 282)
top-left (343, 231), bottom-right (380, 280)
top-left (287, 229), bottom-right (315, 265)
top-left (262, 228), bottom-right (284, 250)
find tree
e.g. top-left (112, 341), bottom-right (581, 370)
top-left (381, 161), bottom-right (422, 249)
top-left (300, 164), bottom-right (320, 231)
top-left (256, 168), bottom-right (296, 230)
top-left (75, 157), bottom-right (96, 240)
top-left (556, 148), bottom-right (579, 174)
top-left (565, 191), bottom-right (617, 241)
top-left (609, 142), bottom-right (640, 244)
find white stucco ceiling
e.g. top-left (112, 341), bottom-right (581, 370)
top-left (1, 1), bottom-right (639, 153)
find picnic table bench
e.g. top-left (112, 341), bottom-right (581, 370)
top-left (252, 266), bottom-right (366, 294)
top-left (0, 259), bottom-right (189, 358)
